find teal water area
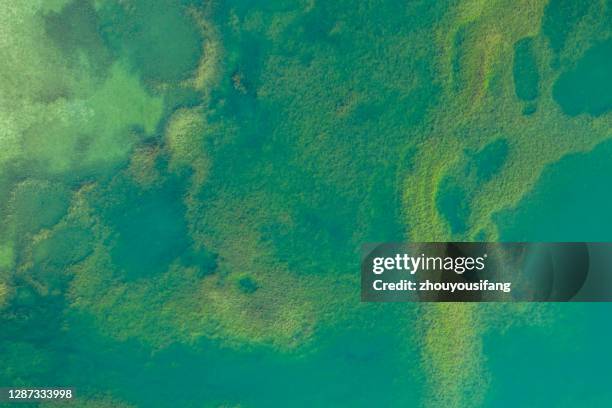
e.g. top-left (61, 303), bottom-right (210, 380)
top-left (493, 139), bottom-right (612, 406)
top-left (497, 138), bottom-right (612, 242)
top-left (483, 304), bottom-right (612, 407)
top-left (1, 0), bottom-right (611, 406)
top-left (541, 0), bottom-right (593, 57)
top-left (513, 37), bottom-right (539, 102)
top-left (0, 305), bottom-right (422, 407)
top-left (553, 39), bottom-right (612, 117)
top-left (437, 138), bottom-right (509, 235)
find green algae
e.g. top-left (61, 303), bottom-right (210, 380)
top-left (541, 0), bottom-right (592, 56)
top-left (1, 0), bottom-right (612, 406)
top-left (7, 180), bottom-right (71, 234)
top-left (32, 226), bottom-right (94, 268)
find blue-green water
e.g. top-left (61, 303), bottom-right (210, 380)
top-left (0, 0), bottom-right (611, 406)
top-left (483, 304), bottom-right (612, 407)
top-left (497, 139), bottom-right (612, 242)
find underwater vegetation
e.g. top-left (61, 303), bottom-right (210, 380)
top-left (0, 0), bottom-right (610, 406)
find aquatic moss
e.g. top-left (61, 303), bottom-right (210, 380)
top-left (0, 282), bottom-right (8, 310)
top-left (417, 304), bottom-right (488, 408)
top-left (8, 180), bottom-right (71, 234)
top-left (32, 226), bottom-right (94, 267)
top-left (1, 0), bottom-right (611, 406)
top-left (541, 0), bottom-right (592, 56)
top-left (0, 244), bottom-right (15, 271)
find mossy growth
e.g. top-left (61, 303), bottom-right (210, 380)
top-left (8, 180), bottom-right (71, 234)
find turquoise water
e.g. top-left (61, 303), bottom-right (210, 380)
top-left (1, 305), bottom-right (422, 407)
top-left (492, 140), bottom-right (612, 406)
top-left (436, 138), bottom-right (509, 235)
top-left (553, 39), bottom-right (612, 116)
top-left (483, 304), bottom-right (612, 407)
top-left (513, 37), bottom-right (540, 102)
top-left (497, 139), bottom-right (612, 242)
top-left (0, 0), bottom-right (611, 406)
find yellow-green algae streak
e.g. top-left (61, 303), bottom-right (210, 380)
top-left (404, 0), bottom-right (610, 405)
top-left (0, 0), bottom-right (611, 407)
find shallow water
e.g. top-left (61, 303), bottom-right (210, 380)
top-left (497, 139), bottom-right (612, 242)
top-left (1, 0), bottom-right (611, 406)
